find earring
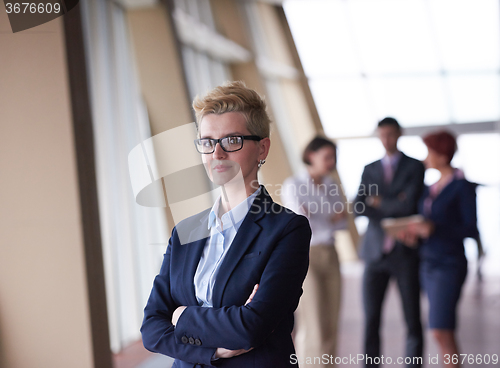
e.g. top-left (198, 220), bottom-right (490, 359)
top-left (258, 159), bottom-right (266, 168)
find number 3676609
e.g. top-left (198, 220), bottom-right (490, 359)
top-left (5, 3), bottom-right (61, 14)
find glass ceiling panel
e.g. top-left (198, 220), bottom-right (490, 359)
top-left (368, 75), bottom-right (450, 126)
top-left (348, 0), bottom-right (440, 74)
top-left (447, 74), bottom-right (500, 123)
top-left (309, 78), bottom-right (376, 138)
top-left (284, 0), bottom-right (500, 136)
top-left (429, 0), bottom-right (500, 71)
top-left (284, 0), bottom-right (360, 77)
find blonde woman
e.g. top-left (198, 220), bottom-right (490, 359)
top-left (141, 81), bottom-right (311, 368)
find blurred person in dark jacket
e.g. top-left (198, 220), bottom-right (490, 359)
top-left (354, 117), bottom-right (424, 368)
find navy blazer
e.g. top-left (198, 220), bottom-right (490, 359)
top-left (141, 185), bottom-right (311, 368)
top-left (354, 153), bottom-right (425, 262)
top-left (418, 178), bottom-right (478, 262)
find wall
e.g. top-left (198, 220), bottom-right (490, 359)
top-left (0, 11), bottom-right (94, 368)
top-left (127, 6), bottom-right (212, 227)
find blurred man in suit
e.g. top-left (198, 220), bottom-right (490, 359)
top-left (354, 117), bottom-right (425, 368)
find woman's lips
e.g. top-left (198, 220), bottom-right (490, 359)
top-left (213, 164), bottom-right (231, 172)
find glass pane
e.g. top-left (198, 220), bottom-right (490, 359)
top-left (348, 0), bottom-right (439, 74)
top-left (429, 0), bottom-right (500, 71)
top-left (186, 0), bottom-right (200, 21)
top-left (447, 74), bottom-right (500, 123)
top-left (309, 78), bottom-right (377, 138)
top-left (209, 59), bottom-right (231, 88)
top-left (195, 52), bottom-right (213, 94)
top-left (368, 75), bottom-right (450, 126)
top-left (455, 133), bottom-right (500, 185)
top-left (336, 137), bottom-right (384, 199)
top-left (336, 137), bottom-right (428, 200)
top-left (197, 0), bottom-right (216, 29)
top-left (181, 46), bottom-right (198, 101)
top-left (398, 136), bottom-right (428, 162)
top-left (173, 0), bottom-right (186, 12)
top-left (454, 133), bottom-right (500, 274)
top-left (284, 0), bottom-right (361, 77)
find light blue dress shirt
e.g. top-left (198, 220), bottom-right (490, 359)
top-left (194, 187), bottom-right (261, 307)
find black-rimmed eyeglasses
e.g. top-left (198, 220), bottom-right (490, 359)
top-left (194, 135), bottom-right (262, 154)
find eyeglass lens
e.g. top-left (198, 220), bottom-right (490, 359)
top-left (197, 136), bottom-right (243, 153)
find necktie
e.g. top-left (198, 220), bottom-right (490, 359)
top-left (384, 158), bottom-right (394, 185)
top-left (383, 157), bottom-right (396, 253)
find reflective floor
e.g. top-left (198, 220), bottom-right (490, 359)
top-left (337, 261), bottom-right (500, 368)
top-left (114, 260), bottom-right (500, 368)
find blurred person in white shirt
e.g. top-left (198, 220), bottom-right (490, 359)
top-left (282, 136), bottom-right (348, 368)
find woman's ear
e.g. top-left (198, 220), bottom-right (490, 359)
top-left (259, 137), bottom-right (271, 160)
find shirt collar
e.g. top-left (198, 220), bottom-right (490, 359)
top-left (208, 186), bottom-right (261, 231)
top-left (383, 151), bottom-right (402, 166)
top-left (301, 170), bottom-right (334, 185)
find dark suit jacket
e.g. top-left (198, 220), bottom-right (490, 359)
top-left (418, 178), bottom-right (478, 262)
top-left (141, 185), bottom-right (311, 368)
top-left (354, 153), bottom-right (425, 262)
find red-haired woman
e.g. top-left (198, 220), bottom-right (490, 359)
top-left (400, 130), bottom-right (478, 368)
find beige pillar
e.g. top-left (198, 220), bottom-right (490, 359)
top-left (0, 15), bottom-right (94, 368)
top-left (127, 7), bottom-right (212, 226)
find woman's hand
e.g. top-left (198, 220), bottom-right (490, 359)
top-left (397, 228), bottom-right (419, 248)
top-left (245, 284), bottom-right (259, 306)
top-left (417, 220), bottom-right (435, 238)
top-left (396, 220), bottom-right (435, 247)
top-left (214, 347), bottom-right (253, 359)
top-left (171, 306), bottom-right (187, 326)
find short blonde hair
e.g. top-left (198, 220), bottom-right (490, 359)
top-left (193, 81), bottom-right (271, 139)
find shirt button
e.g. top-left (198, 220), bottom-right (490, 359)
top-left (189, 337), bottom-right (195, 345)
top-left (181, 336), bottom-right (188, 344)
top-left (195, 338), bottom-right (202, 346)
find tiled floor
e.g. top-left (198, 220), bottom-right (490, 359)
top-left (114, 261), bottom-right (500, 368)
top-left (337, 261), bottom-right (500, 368)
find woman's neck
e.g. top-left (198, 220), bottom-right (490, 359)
top-left (307, 167), bottom-right (324, 184)
top-left (438, 165), bottom-right (455, 180)
top-left (438, 165), bottom-right (454, 183)
top-left (219, 179), bottom-right (259, 215)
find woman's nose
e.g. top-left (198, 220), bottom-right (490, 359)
top-left (212, 141), bottom-right (227, 159)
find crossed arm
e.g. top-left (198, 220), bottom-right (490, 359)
top-left (171, 284), bottom-right (259, 359)
top-left (354, 163), bottom-right (425, 220)
top-left (141, 215), bottom-right (311, 365)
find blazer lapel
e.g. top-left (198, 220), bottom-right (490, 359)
top-left (372, 160), bottom-right (386, 194)
top-left (390, 153), bottom-right (408, 190)
top-left (211, 186), bottom-right (269, 308)
top-left (180, 211), bottom-right (211, 306)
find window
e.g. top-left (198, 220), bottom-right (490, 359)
top-left (284, 0), bottom-right (500, 137)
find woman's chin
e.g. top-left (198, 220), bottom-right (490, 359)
top-left (210, 170), bottom-right (240, 186)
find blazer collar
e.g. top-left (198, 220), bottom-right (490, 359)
top-left (211, 185), bottom-right (272, 307)
top-left (390, 152), bottom-right (410, 186)
top-left (376, 152), bottom-right (410, 188)
top-left (181, 185), bottom-right (272, 307)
